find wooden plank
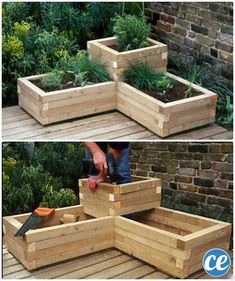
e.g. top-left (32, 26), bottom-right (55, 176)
top-left (115, 227), bottom-right (190, 260)
top-left (57, 255), bottom-right (132, 278)
top-left (30, 249), bottom-right (122, 278)
top-left (86, 259), bottom-right (143, 278)
top-left (115, 194), bottom-right (161, 208)
top-left (114, 264), bottom-right (156, 279)
top-left (118, 178), bottom-right (161, 194)
top-left (114, 217), bottom-right (182, 247)
top-left (179, 223), bottom-right (231, 250)
top-left (143, 271), bottom-right (170, 279)
top-left (25, 216), bottom-right (113, 242)
top-left (111, 201), bottom-right (160, 216)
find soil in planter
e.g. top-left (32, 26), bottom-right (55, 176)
top-left (138, 79), bottom-right (201, 103)
top-left (31, 75), bottom-right (98, 92)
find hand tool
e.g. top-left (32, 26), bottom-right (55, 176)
top-left (15, 207), bottom-right (55, 237)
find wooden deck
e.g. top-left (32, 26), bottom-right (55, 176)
top-left (2, 106), bottom-right (233, 140)
top-left (2, 244), bottom-right (233, 279)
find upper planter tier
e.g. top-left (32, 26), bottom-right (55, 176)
top-left (87, 37), bottom-right (168, 81)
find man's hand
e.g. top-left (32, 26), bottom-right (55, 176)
top-left (93, 150), bottom-right (108, 172)
top-left (87, 170), bottom-right (107, 192)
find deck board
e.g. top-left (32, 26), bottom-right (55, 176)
top-left (2, 245), bottom-right (233, 279)
top-left (2, 106), bottom-right (232, 140)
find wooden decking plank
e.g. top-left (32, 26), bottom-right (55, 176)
top-left (142, 271), bottom-right (170, 279)
top-left (113, 264), bottom-right (156, 279)
top-left (116, 130), bottom-right (159, 140)
top-left (203, 130), bottom-right (233, 140)
top-left (2, 106), bottom-right (232, 140)
top-left (3, 258), bottom-right (19, 267)
top-left (3, 263), bottom-right (26, 275)
top-left (58, 121), bottom-right (139, 140)
top-left (88, 125), bottom-right (147, 140)
top-left (57, 255), bottom-right (132, 279)
top-left (4, 268), bottom-right (32, 279)
top-left (29, 249), bottom-right (122, 279)
top-left (18, 115), bottom-right (126, 140)
top-left (85, 259), bottom-right (143, 279)
top-left (168, 124), bottom-right (228, 140)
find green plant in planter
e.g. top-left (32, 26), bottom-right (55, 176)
top-left (65, 53), bottom-right (111, 85)
top-left (41, 70), bottom-right (63, 91)
top-left (124, 63), bottom-right (173, 92)
top-left (113, 15), bottom-right (150, 51)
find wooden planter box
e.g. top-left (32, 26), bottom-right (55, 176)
top-left (117, 72), bottom-right (217, 137)
top-left (79, 176), bottom-right (161, 217)
top-left (18, 75), bottom-right (117, 125)
top-left (3, 205), bottom-right (114, 270)
top-left (114, 207), bottom-right (232, 278)
top-left (88, 37), bottom-right (167, 81)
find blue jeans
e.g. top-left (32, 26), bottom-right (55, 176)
top-left (85, 147), bottom-right (132, 184)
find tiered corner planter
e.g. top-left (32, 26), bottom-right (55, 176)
top-left (18, 75), bottom-right (117, 125)
top-left (114, 207), bottom-right (232, 278)
top-left (87, 37), bottom-right (168, 81)
top-left (3, 205), bottom-right (114, 270)
top-left (79, 175), bottom-right (161, 217)
top-left (3, 202), bottom-right (232, 277)
top-left (117, 72), bottom-right (218, 137)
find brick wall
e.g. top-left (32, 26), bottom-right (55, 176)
top-left (146, 2), bottom-right (233, 80)
top-left (130, 142), bottom-right (233, 223)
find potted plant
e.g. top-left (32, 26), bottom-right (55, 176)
top-left (88, 15), bottom-right (167, 81)
top-left (18, 53), bottom-right (117, 125)
top-left (117, 63), bottom-right (217, 137)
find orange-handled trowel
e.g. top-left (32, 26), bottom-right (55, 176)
top-left (15, 207), bottom-right (55, 236)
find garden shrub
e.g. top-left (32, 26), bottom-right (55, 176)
top-left (41, 70), bottom-right (63, 91)
top-left (113, 15), bottom-right (150, 51)
top-left (2, 143), bottom-right (84, 216)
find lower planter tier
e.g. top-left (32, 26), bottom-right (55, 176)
top-left (18, 72), bottom-right (217, 136)
top-left (115, 207), bottom-right (232, 278)
top-left (117, 73), bottom-right (217, 137)
top-left (18, 75), bottom-right (117, 125)
top-left (3, 206), bottom-right (231, 277)
top-left (3, 205), bottom-right (114, 270)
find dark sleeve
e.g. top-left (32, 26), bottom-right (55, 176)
top-left (109, 142), bottom-right (129, 150)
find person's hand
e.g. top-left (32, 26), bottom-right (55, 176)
top-left (87, 170), bottom-right (107, 192)
top-left (93, 150), bottom-right (108, 172)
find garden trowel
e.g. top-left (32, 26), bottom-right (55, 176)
top-left (15, 207), bottom-right (55, 237)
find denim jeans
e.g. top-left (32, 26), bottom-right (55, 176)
top-left (85, 147), bottom-right (132, 184)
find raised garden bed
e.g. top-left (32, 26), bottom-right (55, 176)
top-left (18, 74), bottom-right (117, 125)
top-left (79, 175), bottom-right (161, 217)
top-left (3, 205), bottom-right (114, 270)
top-left (87, 37), bottom-right (167, 81)
top-left (115, 207), bottom-right (232, 278)
top-left (117, 72), bottom-right (217, 137)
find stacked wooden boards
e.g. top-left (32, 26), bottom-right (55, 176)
top-left (3, 205), bottom-right (114, 270)
top-left (117, 73), bottom-right (217, 137)
top-left (114, 207), bottom-right (232, 278)
top-left (79, 176), bottom-right (161, 217)
top-left (3, 204), bottom-right (232, 277)
top-left (18, 76), bottom-right (117, 125)
top-left (87, 37), bottom-right (167, 81)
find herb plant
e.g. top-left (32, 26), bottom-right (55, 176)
top-left (124, 63), bottom-right (173, 93)
top-left (41, 70), bottom-right (63, 91)
top-left (113, 15), bottom-right (150, 51)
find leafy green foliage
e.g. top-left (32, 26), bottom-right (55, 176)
top-left (113, 15), bottom-right (150, 51)
top-left (168, 56), bottom-right (233, 128)
top-left (217, 96), bottom-right (233, 126)
top-left (3, 143), bottom-right (84, 216)
top-left (2, 2), bottom-right (117, 106)
top-left (124, 63), bottom-right (173, 92)
top-left (41, 70), bottom-right (63, 91)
